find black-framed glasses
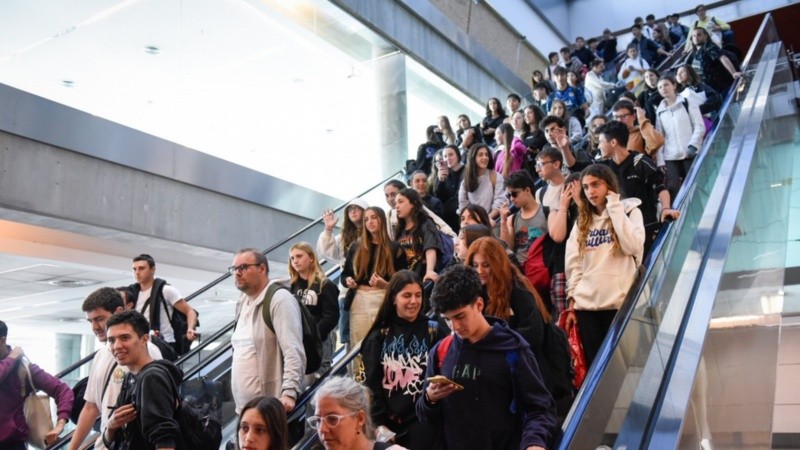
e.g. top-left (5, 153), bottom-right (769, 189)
top-left (227, 263), bottom-right (260, 274)
top-left (535, 160), bottom-right (555, 168)
top-left (612, 112), bottom-right (632, 120)
top-left (306, 412), bottom-right (358, 429)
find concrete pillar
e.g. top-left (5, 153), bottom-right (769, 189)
top-left (375, 52), bottom-right (409, 178)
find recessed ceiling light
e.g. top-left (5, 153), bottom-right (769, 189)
top-left (144, 45), bottom-right (161, 55)
top-left (61, 80), bottom-right (75, 88)
top-left (45, 278), bottom-right (100, 287)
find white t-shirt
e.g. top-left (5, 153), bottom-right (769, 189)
top-left (136, 283), bottom-right (183, 342)
top-left (85, 342), bottom-right (162, 449)
top-left (537, 182), bottom-right (564, 211)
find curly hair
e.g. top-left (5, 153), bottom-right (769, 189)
top-left (576, 165), bottom-right (622, 256)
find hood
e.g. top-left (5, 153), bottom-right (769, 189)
top-left (458, 316), bottom-right (530, 353)
top-left (144, 359), bottom-right (184, 384)
top-left (347, 197), bottom-right (369, 211)
top-left (656, 97), bottom-right (686, 114)
top-left (621, 197), bottom-right (642, 214)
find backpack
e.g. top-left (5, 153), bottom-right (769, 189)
top-left (435, 229), bottom-right (455, 272)
top-left (70, 361), bottom-right (118, 425)
top-left (540, 321), bottom-right (574, 400)
top-left (133, 278), bottom-right (198, 357)
top-left (112, 366), bottom-right (221, 450)
top-left (262, 283), bottom-right (323, 375)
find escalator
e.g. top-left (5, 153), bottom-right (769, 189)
top-left (49, 171), bottom-right (402, 450)
top-left (557, 13), bottom-right (799, 449)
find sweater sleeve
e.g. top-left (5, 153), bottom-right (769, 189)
top-left (361, 331), bottom-right (389, 427)
top-left (271, 290), bottom-right (306, 399)
top-left (606, 194), bottom-right (646, 266)
top-left (138, 368), bottom-right (180, 449)
top-left (316, 230), bottom-right (344, 266)
top-left (491, 172), bottom-right (506, 212)
top-left (415, 345), bottom-right (443, 425)
top-left (32, 363), bottom-right (74, 421)
top-left (317, 280), bottom-right (341, 339)
top-left (517, 349), bottom-right (557, 449)
top-left (640, 119), bottom-right (665, 157)
top-left (564, 222), bottom-right (583, 300)
top-left (457, 180), bottom-right (468, 214)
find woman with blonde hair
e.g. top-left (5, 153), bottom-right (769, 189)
top-left (341, 207), bottom-right (407, 375)
top-left (564, 165), bottom-right (644, 366)
top-left (289, 242), bottom-right (340, 374)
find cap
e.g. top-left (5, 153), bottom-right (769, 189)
top-left (347, 198), bottom-right (369, 211)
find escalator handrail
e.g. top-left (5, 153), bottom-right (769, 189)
top-left (556, 34), bottom-right (751, 449)
top-left (642, 16), bottom-right (780, 448)
top-left (182, 169), bottom-right (404, 303)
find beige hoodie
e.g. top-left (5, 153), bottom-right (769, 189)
top-left (565, 194), bottom-right (645, 311)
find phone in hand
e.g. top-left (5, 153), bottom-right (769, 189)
top-left (427, 375), bottom-right (464, 390)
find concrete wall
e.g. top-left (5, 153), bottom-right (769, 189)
top-left (433, 0), bottom-right (548, 93)
top-left (332, 0), bottom-right (546, 102)
top-left (0, 129), bottom-right (318, 258)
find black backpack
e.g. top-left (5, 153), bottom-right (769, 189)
top-left (112, 365), bottom-right (222, 450)
top-left (262, 283), bottom-right (323, 375)
top-left (132, 278), bottom-right (198, 357)
top-left (540, 320), bottom-right (574, 400)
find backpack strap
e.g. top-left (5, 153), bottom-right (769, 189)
top-left (435, 335), bottom-right (454, 373)
top-left (506, 350), bottom-right (520, 414)
top-left (260, 283), bottom-right (286, 333)
top-left (142, 279), bottom-right (168, 334)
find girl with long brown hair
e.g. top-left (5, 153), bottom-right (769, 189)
top-left (564, 165), bottom-right (644, 366)
top-left (341, 207), bottom-right (407, 373)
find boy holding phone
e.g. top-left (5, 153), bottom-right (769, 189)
top-left (416, 265), bottom-right (556, 450)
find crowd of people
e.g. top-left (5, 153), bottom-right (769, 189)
top-left (0, 5), bottom-right (747, 450)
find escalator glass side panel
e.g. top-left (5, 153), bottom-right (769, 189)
top-left (676, 41), bottom-right (799, 450)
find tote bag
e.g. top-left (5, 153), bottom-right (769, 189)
top-left (22, 360), bottom-right (54, 449)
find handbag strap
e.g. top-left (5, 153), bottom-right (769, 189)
top-left (20, 358), bottom-right (38, 396)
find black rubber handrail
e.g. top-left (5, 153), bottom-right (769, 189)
top-left (53, 170), bottom-right (404, 383)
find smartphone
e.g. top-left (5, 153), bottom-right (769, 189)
top-left (427, 375), bottom-right (464, 390)
top-left (437, 159), bottom-right (447, 170)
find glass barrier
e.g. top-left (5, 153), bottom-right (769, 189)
top-left (675, 34), bottom-right (798, 449)
top-left (558, 14), bottom-right (774, 449)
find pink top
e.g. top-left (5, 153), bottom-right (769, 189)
top-left (494, 136), bottom-right (527, 176)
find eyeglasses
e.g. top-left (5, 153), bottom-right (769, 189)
top-left (612, 112), bottom-right (632, 120)
top-left (535, 160), bottom-right (555, 168)
top-left (506, 189), bottom-right (525, 199)
top-left (227, 263), bottom-right (260, 274)
top-left (306, 412), bottom-right (358, 429)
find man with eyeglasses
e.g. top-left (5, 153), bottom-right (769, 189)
top-left (597, 121), bottom-right (680, 254)
top-left (611, 99), bottom-right (664, 160)
top-left (230, 248), bottom-right (305, 415)
top-left (499, 170), bottom-right (547, 264)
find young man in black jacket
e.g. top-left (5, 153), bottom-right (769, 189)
top-left (417, 265), bottom-right (556, 449)
top-left (103, 310), bottom-right (183, 450)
